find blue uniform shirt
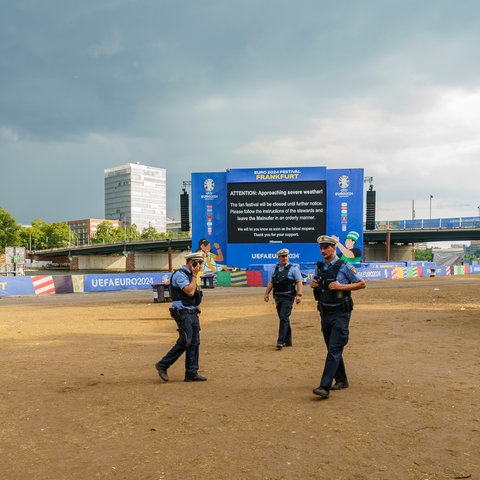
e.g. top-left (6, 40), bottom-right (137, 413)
top-left (171, 266), bottom-right (197, 310)
top-left (315, 256), bottom-right (362, 285)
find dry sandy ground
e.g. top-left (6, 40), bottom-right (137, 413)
top-left (0, 276), bottom-right (479, 480)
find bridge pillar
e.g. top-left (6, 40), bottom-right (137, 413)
top-left (364, 244), bottom-right (414, 262)
top-left (71, 257), bottom-right (79, 271)
top-left (126, 252), bottom-right (136, 272)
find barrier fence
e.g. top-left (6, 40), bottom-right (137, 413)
top-left (375, 216), bottom-right (480, 230)
top-left (1, 262), bottom-right (479, 297)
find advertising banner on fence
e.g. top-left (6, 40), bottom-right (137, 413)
top-left (0, 276), bottom-right (35, 296)
top-left (0, 273), bottom-right (172, 296)
top-left (83, 273), bottom-right (171, 292)
top-left (1, 263), bottom-right (478, 297)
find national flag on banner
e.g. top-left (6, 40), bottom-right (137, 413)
top-left (32, 276), bottom-right (56, 295)
top-left (393, 267), bottom-right (406, 278)
top-left (53, 275), bottom-right (74, 294)
top-left (246, 270), bottom-right (264, 286)
top-left (230, 270), bottom-right (247, 286)
top-left (215, 270), bottom-right (231, 286)
top-left (454, 265), bottom-right (468, 275)
top-left (407, 266), bottom-right (420, 278)
top-left (72, 275), bottom-right (85, 293)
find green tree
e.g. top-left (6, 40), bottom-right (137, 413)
top-left (464, 250), bottom-right (480, 261)
top-left (44, 222), bottom-right (74, 248)
top-left (414, 248), bottom-right (433, 261)
top-left (127, 224), bottom-right (140, 241)
top-left (140, 226), bottom-right (162, 240)
top-left (19, 226), bottom-right (33, 250)
top-left (0, 207), bottom-right (21, 251)
top-left (166, 230), bottom-right (189, 240)
top-left (18, 219), bottom-right (76, 250)
top-left (92, 222), bottom-right (124, 243)
top-left (28, 218), bottom-right (49, 249)
top-left (92, 222), bottom-right (143, 243)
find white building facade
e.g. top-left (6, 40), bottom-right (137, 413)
top-left (104, 163), bottom-right (167, 233)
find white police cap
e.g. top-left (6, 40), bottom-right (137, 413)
top-left (276, 248), bottom-right (290, 256)
top-left (317, 235), bottom-right (337, 246)
top-left (185, 252), bottom-right (205, 261)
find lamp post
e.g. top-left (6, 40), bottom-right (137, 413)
top-left (429, 195), bottom-right (433, 223)
top-left (121, 214), bottom-right (127, 257)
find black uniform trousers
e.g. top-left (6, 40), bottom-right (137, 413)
top-left (275, 295), bottom-right (294, 346)
top-left (157, 309), bottom-right (200, 378)
top-left (319, 308), bottom-right (351, 389)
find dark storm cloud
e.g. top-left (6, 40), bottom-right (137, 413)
top-left (1, 0), bottom-right (480, 224)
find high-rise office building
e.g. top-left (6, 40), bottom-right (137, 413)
top-left (104, 163), bottom-right (167, 233)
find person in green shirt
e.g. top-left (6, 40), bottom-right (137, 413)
top-left (332, 231), bottom-right (362, 263)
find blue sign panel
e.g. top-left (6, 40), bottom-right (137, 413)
top-left (0, 276), bottom-right (35, 296)
top-left (191, 172), bottom-right (228, 268)
top-left (326, 168), bottom-right (364, 263)
top-left (83, 273), bottom-right (171, 292)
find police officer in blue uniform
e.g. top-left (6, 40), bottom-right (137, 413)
top-left (155, 252), bottom-right (207, 383)
top-left (310, 235), bottom-right (366, 399)
top-left (264, 248), bottom-right (303, 349)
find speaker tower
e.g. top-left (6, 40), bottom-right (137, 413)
top-left (180, 190), bottom-right (190, 232)
top-left (366, 188), bottom-right (376, 230)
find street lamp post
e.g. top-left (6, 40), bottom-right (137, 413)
top-left (121, 214), bottom-right (128, 257)
top-left (429, 195), bottom-right (433, 223)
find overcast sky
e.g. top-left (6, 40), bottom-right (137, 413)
top-left (1, 0), bottom-right (479, 227)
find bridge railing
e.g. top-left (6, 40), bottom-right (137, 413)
top-left (372, 216), bottom-right (480, 231)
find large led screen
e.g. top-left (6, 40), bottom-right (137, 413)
top-left (227, 180), bottom-right (326, 244)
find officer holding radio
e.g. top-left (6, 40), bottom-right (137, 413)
top-left (155, 251), bottom-right (207, 383)
top-left (310, 235), bottom-right (366, 399)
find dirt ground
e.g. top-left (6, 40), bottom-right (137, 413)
top-left (0, 276), bottom-right (479, 480)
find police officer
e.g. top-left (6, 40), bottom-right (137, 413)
top-left (155, 252), bottom-right (207, 383)
top-left (310, 235), bottom-right (366, 399)
top-left (264, 248), bottom-right (303, 349)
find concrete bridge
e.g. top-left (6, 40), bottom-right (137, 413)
top-left (29, 219), bottom-right (480, 271)
top-left (29, 238), bottom-right (192, 272)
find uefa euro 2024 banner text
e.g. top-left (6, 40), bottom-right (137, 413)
top-left (191, 167), bottom-right (364, 269)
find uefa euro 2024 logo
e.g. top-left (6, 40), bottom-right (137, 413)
top-left (204, 178), bottom-right (215, 192)
top-left (338, 175), bottom-right (350, 189)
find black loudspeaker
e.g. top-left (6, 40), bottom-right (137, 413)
top-left (366, 189), bottom-right (376, 230)
top-left (180, 191), bottom-right (190, 231)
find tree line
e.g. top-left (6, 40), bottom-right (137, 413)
top-left (2, 206), bottom-right (477, 261)
top-left (0, 206), bottom-right (187, 253)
